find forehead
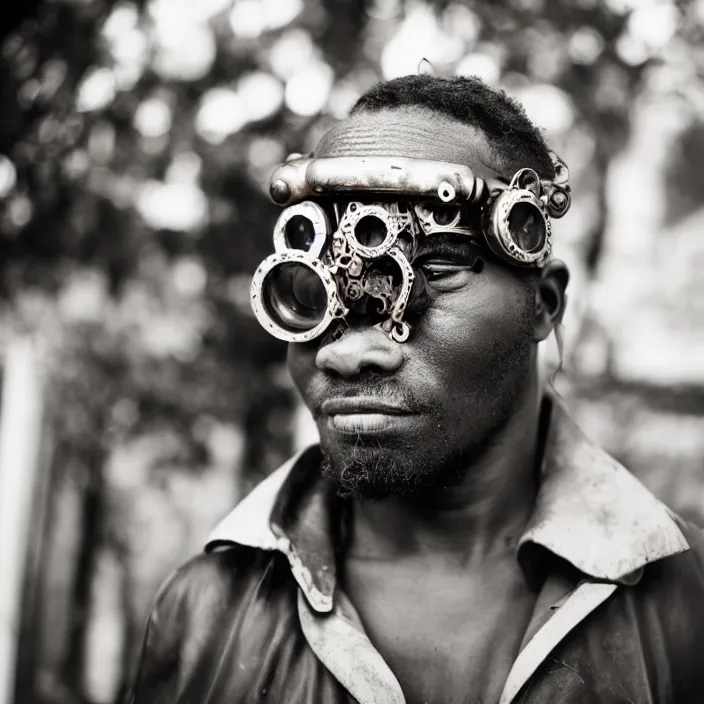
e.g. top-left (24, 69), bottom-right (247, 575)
top-left (314, 106), bottom-right (505, 182)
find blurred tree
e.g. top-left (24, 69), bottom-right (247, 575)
top-left (1, 0), bottom-right (702, 702)
top-left (0, 1), bottom-right (42, 46)
top-left (664, 122), bottom-right (704, 226)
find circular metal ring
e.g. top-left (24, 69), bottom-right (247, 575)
top-left (484, 190), bottom-right (551, 267)
top-left (273, 201), bottom-right (330, 258)
top-left (390, 321), bottom-right (410, 343)
top-left (250, 250), bottom-right (345, 343)
top-left (545, 186), bottom-right (571, 219)
top-left (509, 168), bottom-right (541, 197)
top-left (339, 203), bottom-right (399, 259)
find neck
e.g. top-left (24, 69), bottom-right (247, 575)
top-left (348, 383), bottom-right (543, 566)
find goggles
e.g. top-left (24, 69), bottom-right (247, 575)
top-left (251, 155), bottom-right (570, 344)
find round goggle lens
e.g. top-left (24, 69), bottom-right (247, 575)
top-left (507, 201), bottom-right (546, 253)
top-left (353, 215), bottom-right (388, 249)
top-left (262, 262), bottom-right (329, 332)
top-left (285, 215), bottom-right (318, 252)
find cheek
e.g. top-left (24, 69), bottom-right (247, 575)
top-left (416, 283), bottom-right (529, 386)
top-left (286, 343), bottom-right (317, 400)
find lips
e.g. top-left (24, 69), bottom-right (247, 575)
top-left (321, 397), bottom-right (412, 416)
top-left (321, 397), bottom-right (414, 435)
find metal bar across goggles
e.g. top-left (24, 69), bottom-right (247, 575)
top-left (269, 155), bottom-right (570, 217)
top-left (269, 156), bottom-right (491, 208)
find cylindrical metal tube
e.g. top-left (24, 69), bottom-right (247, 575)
top-left (269, 157), bottom-right (487, 207)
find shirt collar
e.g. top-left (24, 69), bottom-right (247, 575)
top-left (206, 444), bottom-right (341, 613)
top-left (205, 398), bottom-right (689, 613)
top-left (517, 398), bottom-right (688, 584)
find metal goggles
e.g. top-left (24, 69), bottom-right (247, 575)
top-left (251, 155), bottom-right (570, 344)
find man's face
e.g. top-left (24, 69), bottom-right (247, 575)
top-left (288, 227), bottom-right (539, 502)
top-left (287, 108), bottom-right (541, 500)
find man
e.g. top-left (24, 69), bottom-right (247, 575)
top-left (129, 76), bottom-right (704, 704)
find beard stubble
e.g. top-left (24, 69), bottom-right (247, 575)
top-left (320, 330), bottom-right (534, 502)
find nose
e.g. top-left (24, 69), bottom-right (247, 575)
top-left (315, 324), bottom-right (404, 377)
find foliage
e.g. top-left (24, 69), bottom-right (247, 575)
top-left (1, 0), bottom-right (702, 473)
top-left (1, 0), bottom-right (703, 701)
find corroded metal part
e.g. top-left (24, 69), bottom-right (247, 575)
top-left (511, 168), bottom-right (542, 197)
top-left (327, 202), bottom-right (419, 342)
top-left (273, 201), bottom-right (330, 257)
top-left (269, 158), bottom-right (316, 205)
top-left (256, 153), bottom-right (572, 342)
top-left (543, 151), bottom-right (572, 219)
top-left (252, 199), bottom-right (423, 344)
top-left (384, 247), bottom-right (416, 327)
top-left (250, 250), bottom-right (347, 343)
top-left (543, 183), bottom-right (571, 219)
top-left (413, 202), bottom-right (471, 238)
top-left (484, 189), bottom-right (552, 268)
top-left (269, 156), bottom-right (488, 207)
top-left (337, 201), bottom-right (416, 259)
top-left (269, 179), bottom-right (291, 205)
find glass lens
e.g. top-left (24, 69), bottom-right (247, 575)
top-left (285, 215), bottom-right (318, 251)
top-left (507, 201), bottom-right (546, 253)
top-left (263, 262), bottom-right (328, 331)
top-left (354, 215), bottom-right (388, 249)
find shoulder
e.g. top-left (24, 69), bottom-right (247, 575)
top-left (129, 546), bottom-right (292, 703)
top-left (623, 515), bottom-right (704, 646)
top-left (152, 545), bottom-right (285, 622)
top-left (676, 516), bottom-right (704, 554)
top-left (668, 516), bottom-right (704, 577)
top-left (620, 516), bottom-right (704, 696)
top-left (637, 514), bottom-right (704, 591)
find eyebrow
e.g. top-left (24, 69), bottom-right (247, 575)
top-left (415, 234), bottom-right (484, 259)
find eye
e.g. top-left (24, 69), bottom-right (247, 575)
top-left (413, 235), bottom-right (485, 288)
top-left (420, 261), bottom-right (461, 280)
top-left (417, 254), bottom-right (484, 283)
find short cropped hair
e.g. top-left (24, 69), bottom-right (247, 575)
top-left (351, 75), bottom-right (555, 180)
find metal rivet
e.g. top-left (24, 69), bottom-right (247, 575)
top-left (269, 179), bottom-right (291, 204)
top-left (438, 181), bottom-right (455, 203)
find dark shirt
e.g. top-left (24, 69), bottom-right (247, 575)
top-left (128, 399), bottom-right (704, 703)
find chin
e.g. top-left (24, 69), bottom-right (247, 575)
top-left (320, 440), bottom-right (463, 501)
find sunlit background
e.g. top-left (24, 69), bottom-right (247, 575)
top-left (1, 0), bottom-right (704, 701)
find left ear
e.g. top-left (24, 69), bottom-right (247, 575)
top-left (533, 259), bottom-right (569, 343)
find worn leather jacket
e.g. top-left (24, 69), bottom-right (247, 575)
top-left (128, 400), bottom-right (704, 703)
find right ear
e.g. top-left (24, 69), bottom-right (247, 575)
top-left (533, 259), bottom-right (570, 343)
